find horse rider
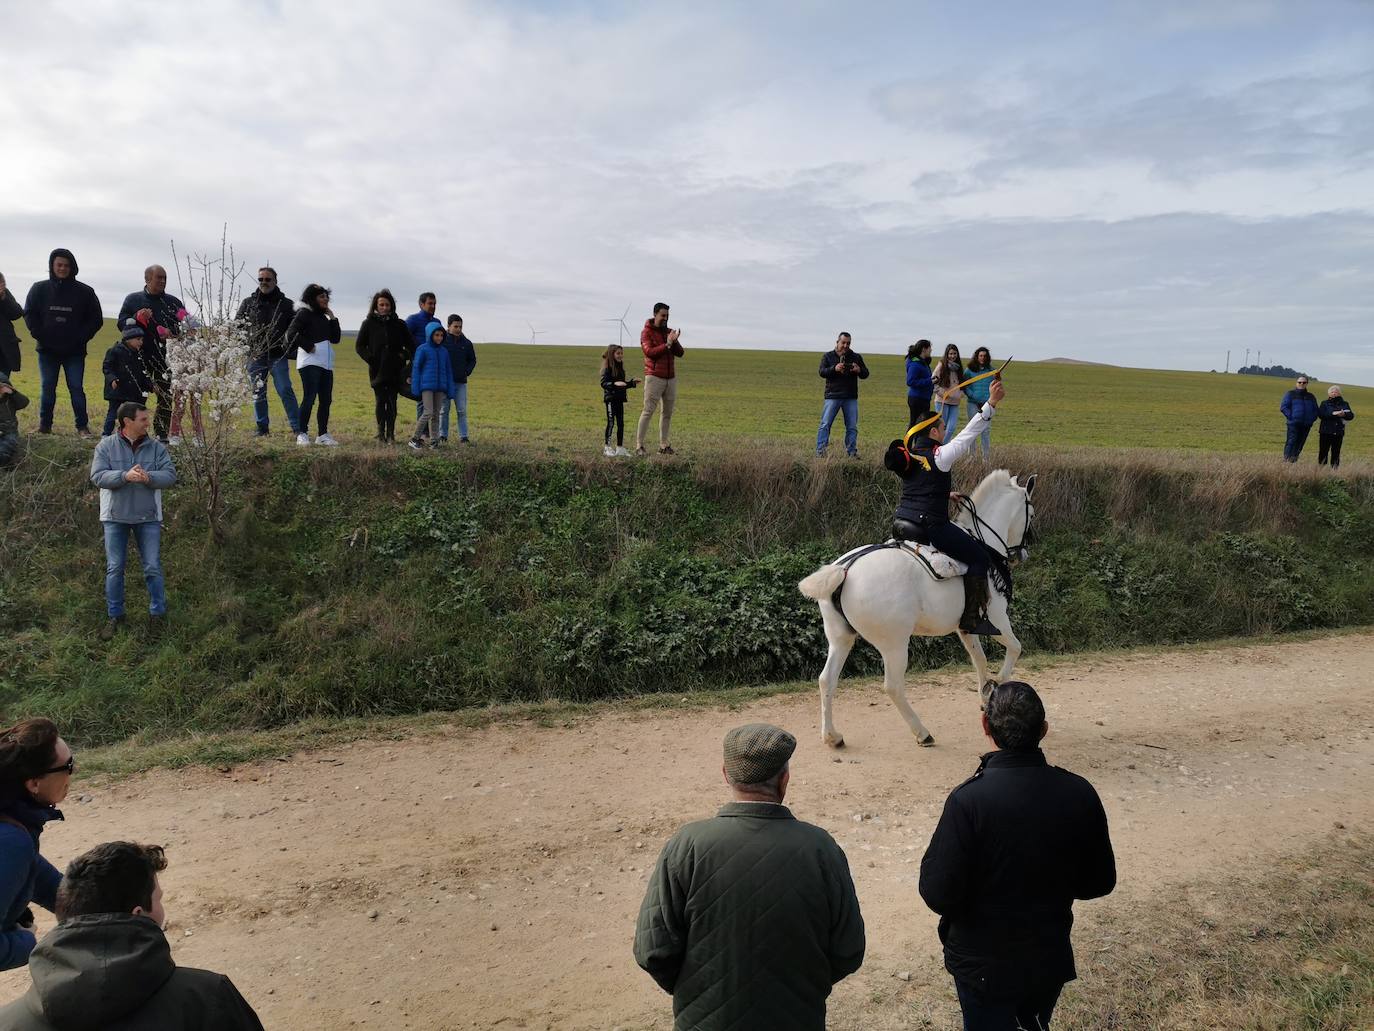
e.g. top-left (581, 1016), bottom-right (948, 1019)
top-left (884, 377), bottom-right (1006, 636)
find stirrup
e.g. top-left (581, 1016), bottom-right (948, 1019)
top-left (961, 616), bottom-right (1001, 637)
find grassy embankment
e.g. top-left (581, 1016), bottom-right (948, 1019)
top-left (2, 435), bottom-right (1371, 758)
top-left (6, 321), bottom-right (1371, 458)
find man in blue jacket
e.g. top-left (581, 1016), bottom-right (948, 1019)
top-left (406, 292), bottom-right (438, 426)
top-left (89, 403), bottom-right (177, 639)
top-left (1279, 375), bottom-right (1319, 462)
top-left (816, 332), bottom-right (869, 458)
top-left (23, 249), bottom-right (105, 437)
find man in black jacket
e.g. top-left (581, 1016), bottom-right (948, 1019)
top-left (235, 266), bottom-right (300, 436)
top-left (816, 331), bottom-right (869, 458)
top-left (117, 266), bottom-right (185, 442)
top-left (919, 681), bottom-right (1115, 1030)
top-left (23, 248), bottom-right (104, 436)
top-left (0, 841), bottom-right (264, 1030)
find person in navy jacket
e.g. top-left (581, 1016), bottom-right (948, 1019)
top-left (1279, 375), bottom-right (1319, 462)
top-left (23, 249), bottom-right (104, 436)
top-left (0, 719), bottom-right (73, 971)
top-left (1316, 385), bottom-right (1354, 469)
top-left (905, 339), bottom-right (933, 428)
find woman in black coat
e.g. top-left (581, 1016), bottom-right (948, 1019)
top-left (354, 289), bottom-right (413, 443)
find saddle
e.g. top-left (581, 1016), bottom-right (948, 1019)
top-left (832, 539), bottom-right (967, 581)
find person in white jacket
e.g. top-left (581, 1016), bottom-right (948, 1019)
top-left (286, 284), bottom-right (341, 446)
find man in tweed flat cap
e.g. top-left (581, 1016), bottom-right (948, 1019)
top-left (633, 723), bottom-right (865, 1031)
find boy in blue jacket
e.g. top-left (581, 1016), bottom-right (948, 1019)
top-left (407, 321), bottom-right (454, 451)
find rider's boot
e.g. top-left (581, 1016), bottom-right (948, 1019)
top-left (959, 574), bottom-right (1000, 636)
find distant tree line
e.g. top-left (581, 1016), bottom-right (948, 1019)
top-left (1238, 364), bottom-right (1310, 379)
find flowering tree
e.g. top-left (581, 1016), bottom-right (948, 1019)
top-left (168, 230), bottom-right (255, 541)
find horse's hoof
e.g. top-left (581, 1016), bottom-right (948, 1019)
top-left (824, 732), bottom-right (845, 749)
top-left (917, 733), bottom-right (935, 747)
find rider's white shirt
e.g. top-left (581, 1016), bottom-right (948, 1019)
top-left (933, 403), bottom-right (995, 472)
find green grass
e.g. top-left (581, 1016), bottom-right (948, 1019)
top-left (7, 319), bottom-right (1369, 458)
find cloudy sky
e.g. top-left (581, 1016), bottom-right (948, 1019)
top-left (5, 0), bottom-right (1371, 378)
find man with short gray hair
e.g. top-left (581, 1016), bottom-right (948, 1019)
top-left (919, 681), bottom-right (1116, 1031)
top-left (634, 723), bottom-right (865, 1030)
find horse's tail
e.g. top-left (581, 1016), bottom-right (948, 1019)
top-left (798, 564), bottom-right (847, 601)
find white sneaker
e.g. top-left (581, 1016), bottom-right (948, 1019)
top-left (190, 437), bottom-right (204, 448)
top-left (603, 445), bottom-right (616, 457)
top-left (615, 446), bottom-right (630, 457)
top-left (315, 433), bottom-right (339, 447)
top-left (295, 432), bottom-right (311, 447)
top-left (167, 435), bottom-right (183, 446)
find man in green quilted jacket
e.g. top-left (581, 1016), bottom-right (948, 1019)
top-left (633, 723), bottom-right (866, 1030)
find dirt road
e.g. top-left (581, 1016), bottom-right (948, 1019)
top-left (2, 633), bottom-right (1371, 1029)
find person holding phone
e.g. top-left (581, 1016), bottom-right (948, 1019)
top-left (817, 332), bottom-right (869, 458)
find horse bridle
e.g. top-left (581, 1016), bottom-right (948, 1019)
top-left (955, 491), bottom-right (1035, 563)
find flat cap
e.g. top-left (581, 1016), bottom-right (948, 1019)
top-left (723, 723), bottom-right (796, 784)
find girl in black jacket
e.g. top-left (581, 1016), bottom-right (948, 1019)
top-left (286, 285), bottom-right (342, 446)
top-left (354, 289), bottom-right (413, 443)
top-left (600, 345), bottom-right (639, 456)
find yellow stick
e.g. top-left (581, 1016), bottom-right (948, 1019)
top-left (903, 356), bottom-right (1013, 451)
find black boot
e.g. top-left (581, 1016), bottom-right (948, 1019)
top-left (959, 574), bottom-right (1000, 636)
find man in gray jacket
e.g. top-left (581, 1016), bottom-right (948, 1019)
top-left (634, 723), bottom-right (866, 1030)
top-left (0, 841), bottom-right (264, 1030)
top-left (88, 403), bottom-right (176, 640)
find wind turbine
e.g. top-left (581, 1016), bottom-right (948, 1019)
top-left (601, 304), bottom-right (632, 348)
top-left (527, 321), bottom-right (544, 346)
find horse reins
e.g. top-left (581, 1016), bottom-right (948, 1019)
top-left (954, 492), bottom-right (1035, 563)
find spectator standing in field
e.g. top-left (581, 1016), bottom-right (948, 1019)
top-left (407, 321), bottom-right (453, 451)
top-left (1280, 375), bottom-right (1319, 463)
top-left (816, 331), bottom-right (869, 458)
top-left (440, 315), bottom-right (477, 443)
top-left (932, 343), bottom-right (965, 438)
top-left (600, 344), bottom-right (638, 456)
top-left (0, 373), bottom-right (28, 467)
top-left (100, 324), bottom-right (154, 436)
top-left (117, 266), bottom-right (185, 443)
top-left (905, 338), bottom-right (933, 428)
top-left (920, 681), bottom-right (1116, 1031)
top-left (0, 841), bottom-right (265, 1029)
top-left (634, 723), bottom-right (865, 1031)
top-left (963, 347), bottom-right (994, 458)
top-left (0, 273), bottom-right (24, 379)
top-left (354, 289), bottom-right (412, 443)
top-left (635, 302), bottom-right (684, 456)
top-left (235, 266), bottom-right (300, 438)
top-left (287, 285), bottom-right (341, 447)
top-left (89, 403), bottom-right (176, 639)
top-left (1317, 385), bottom-right (1354, 469)
top-left (23, 248), bottom-right (103, 437)
top-left (406, 292), bottom-right (438, 427)
top-left (0, 719), bottom-right (73, 972)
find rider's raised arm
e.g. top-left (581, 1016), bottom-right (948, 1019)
top-left (933, 405), bottom-right (996, 472)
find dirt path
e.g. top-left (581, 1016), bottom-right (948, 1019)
top-left (2, 634), bottom-right (1371, 1029)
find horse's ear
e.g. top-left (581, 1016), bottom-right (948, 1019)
top-left (1025, 473), bottom-right (1038, 497)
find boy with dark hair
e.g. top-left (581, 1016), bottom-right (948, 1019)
top-left (100, 323), bottom-right (155, 436)
top-left (0, 841), bottom-right (264, 1029)
top-left (439, 314), bottom-right (477, 443)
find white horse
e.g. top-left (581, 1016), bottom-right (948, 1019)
top-left (797, 470), bottom-right (1037, 747)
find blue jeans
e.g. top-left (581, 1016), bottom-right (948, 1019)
top-left (37, 352), bottom-right (89, 430)
top-left (103, 521), bottom-right (166, 618)
top-left (440, 382), bottom-right (469, 439)
top-left (1283, 421), bottom-right (1312, 462)
top-left (955, 979), bottom-right (1062, 1031)
top-left (939, 401), bottom-right (960, 438)
top-left (966, 400), bottom-right (991, 457)
top-left (249, 355), bottom-right (301, 433)
top-left (816, 398), bottom-right (859, 455)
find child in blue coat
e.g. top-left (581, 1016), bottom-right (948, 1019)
top-left (407, 321), bottom-right (454, 450)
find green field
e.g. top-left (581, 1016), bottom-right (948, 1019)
top-left (7, 320), bottom-right (1367, 459)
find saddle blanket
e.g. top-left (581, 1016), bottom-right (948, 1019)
top-left (834, 540), bottom-right (968, 579)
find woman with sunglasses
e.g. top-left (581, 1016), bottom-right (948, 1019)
top-left (0, 718), bottom-right (73, 970)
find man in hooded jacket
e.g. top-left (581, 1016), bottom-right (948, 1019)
top-left (0, 840), bottom-right (263, 1030)
top-left (23, 249), bottom-right (104, 436)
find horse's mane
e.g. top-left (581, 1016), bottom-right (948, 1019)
top-left (970, 469), bottom-right (1016, 508)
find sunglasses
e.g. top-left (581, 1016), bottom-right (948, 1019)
top-left (42, 755), bottom-right (75, 776)
top-left (258, 277), bottom-right (275, 283)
